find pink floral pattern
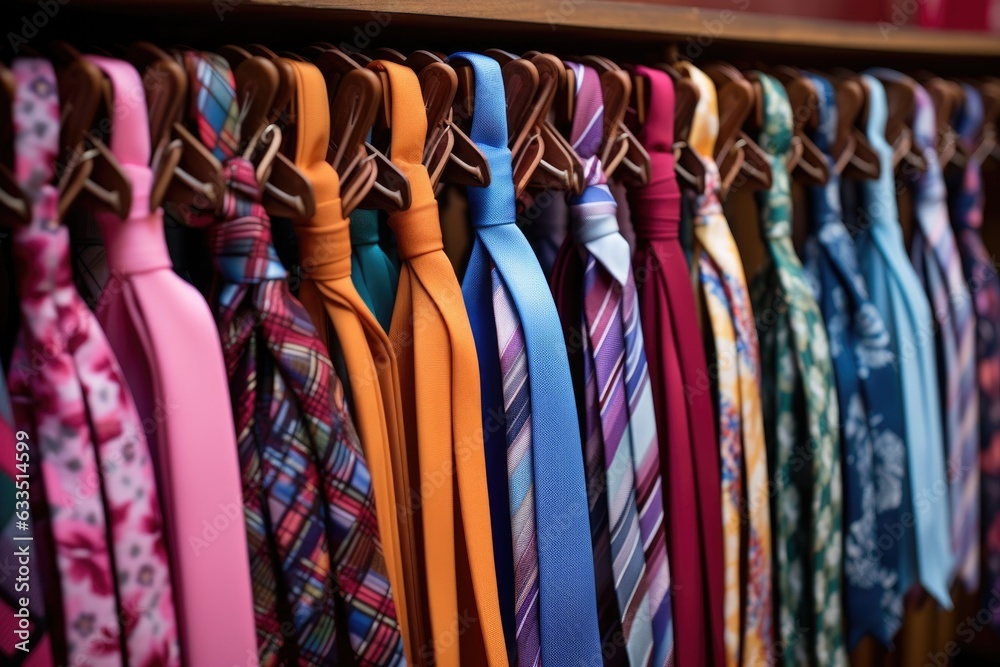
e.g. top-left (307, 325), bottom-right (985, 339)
top-left (7, 58), bottom-right (179, 667)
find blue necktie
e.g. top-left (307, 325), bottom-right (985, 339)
top-left (451, 52), bottom-right (604, 667)
top-left (851, 73), bottom-right (954, 608)
top-left (350, 207), bottom-right (398, 330)
top-left (802, 73), bottom-right (907, 648)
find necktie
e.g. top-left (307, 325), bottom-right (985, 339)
top-left (551, 63), bottom-right (671, 667)
top-left (852, 73), bottom-right (953, 608)
top-left (801, 72), bottom-right (907, 648)
top-left (184, 54), bottom-right (405, 666)
top-left (283, 59), bottom-right (414, 664)
top-left (947, 85), bottom-right (1000, 625)
top-left (750, 72), bottom-right (845, 667)
top-left (81, 55), bottom-right (257, 667)
top-left (869, 69), bottom-right (980, 592)
top-left (679, 61), bottom-right (774, 667)
top-left (627, 65), bottom-right (724, 667)
top-left (7, 57), bottom-right (180, 667)
top-left (368, 58), bottom-right (507, 667)
top-left (452, 52), bottom-right (604, 667)
top-left (350, 208), bottom-right (398, 331)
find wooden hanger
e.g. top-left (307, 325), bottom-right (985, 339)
top-left (703, 63), bottom-right (772, 197)
top-left (47, 43), bottom-right (132, 219)
top-left (771, 66), bottom-right (829, 185)
top-left (310, 46), bottom-right (411, 214)
top-left (520, 51), bottom-right (585, 194)
top-left (920, 74), bottom-right (966, 168)
top-left (871, 72), bottom-right (926, 174)
top-left (657, 63), bottom-right (706, 194)
top-left (823, 70), bottom-right (881, 180)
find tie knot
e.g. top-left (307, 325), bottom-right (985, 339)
top-left (629, 152), bottom-right (682, 240)
top-left (208, 176), bottom-right (285, 286)
top-left (569, 183), bottom-right (622, 243)
top-left (693, 159), bottom-right (724, 226)
top-left (295, 204), bottom-right (353, 282)
top-left (387, 199), bottom-right (444, 259)
top-left (349, 209), bottom-right (381, 246)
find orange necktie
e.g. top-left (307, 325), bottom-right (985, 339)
top-left (367, 59), bottom-right (508, 667)
top-left (285, 59), bottom-right (420, 663)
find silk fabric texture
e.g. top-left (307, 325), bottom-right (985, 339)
top-left (947, 84), bottom-right (1000, 627)
top-left (283, 58), bottom-right (416, 664)
top-left (750, 72), bottom-right (845, 667)
top-left (551, 62), bottom-right (674, 667)
top-left (7, 57), bottom-right (181, 667)
top-left (850, 73), bottom-right (954, 608)
top-left (679, 61), bottom-right (774, 667)
top-left (452, 52), bottom-right (604, 667)
top-left (367, 58), bottom-right (508, 667)
top-left (627, 65), bottom-right (724, 667)
top-left (801, 72), bottom-right (907, 649)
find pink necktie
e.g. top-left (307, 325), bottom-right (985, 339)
top-left (83, 56), bottom-right (259, 667)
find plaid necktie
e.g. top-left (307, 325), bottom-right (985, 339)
top-left (681, 61), bottom-right (774, 667)
top-left (947, 84), bottom-right (1000, 624)
top-left (851, 73), bottom-right (954, 609)
top-left (552, 63), bottom-right (673, 667)
top-left (453, 52), bottom-right (604, 667)
top-left (186, 54), bottom-right (404, 666)
top-left (7, 57), bottom-right (180, 667)
top-left (801, 73), bottom-right (907, 648)
top-left (628, 65), bottom-right (728, 667)
top-left (750, 72), bottom-right (845, 667)
top-left (879, 71), bottom-right (980, 592)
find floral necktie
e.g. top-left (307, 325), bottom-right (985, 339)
top-left (7, 57), bottom-right (180, 667)
top-left (947, 84), bottom-right (1000, 624)
top-left (551, 62), bottom-right (673, 667)
top-left (750, 72), bottom-right (845, 667)
top-left (626, 64), bottom-right (725, 667)
top-left (679, 61), bottom-right (774, 667)
top-left (801, 72), bottom-right (907, 648)
top-left (184, 53), bottom-right (404, 666)
top-left (851, 73), bottom-right (953, 609)
top-left (873, 70), bottom-right (980, 592)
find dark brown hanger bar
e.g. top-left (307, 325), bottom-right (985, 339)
top-left (51, 0), bottom-right (1000, 57)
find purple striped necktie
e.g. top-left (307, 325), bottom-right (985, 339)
top-left (552, 62), bottom-right (673, 667)
top-left (888, 73), bottom-right (980, 591)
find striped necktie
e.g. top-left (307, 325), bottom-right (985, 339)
top-left (453, 52), bottom-right (604, 667)
top-left (8, 57), bottom-right (180, 667)
top-left (628, 65), bottom-right (726, 667)
top-left (871, 70), bottom-right (980, 592)
top-left (185, 54), bottom-right (405, 665)
top-left (947, 84), bottom-right (1000, 624)
top-left (801, 72), bottom-right (907, 648)
top-left (680, 61), bottom-right (774, 667)
top-left (851, 74), bottom-right (954, 609)
top-left (368, 59), bottom-right (508, 667)
top-left (551, 62), bottom-right (673, 667)
top-left (750, 72), bottom-right (845, 667)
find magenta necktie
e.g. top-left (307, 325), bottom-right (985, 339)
top-left (627, 65), bottom-right (725, 667)
top-left (82, 55), bottom-right (258, 666)
top-left (7, 57), bottom-right (179, 667)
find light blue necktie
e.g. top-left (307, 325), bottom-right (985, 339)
top-left (852, 73), bottom-right (954, 608)
top-left (452, 51), bottom-right (604, 667)
top-left (802, 72), bottom-right (907, 648)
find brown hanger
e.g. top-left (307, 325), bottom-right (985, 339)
top-left (920, 75), bottom-right (967, 168)
top-left (309, 46), bottom-right (411, 214)
top-left (871, 72), bottom-right (926, 174)
top-left (520, 51), bottom-right (585, 194)
top-left (770, 67), bottom-right (829, 185)
top-left (657, 63), bottom-right (706, 194)
top-left (823, 70), bottom-right (881, 180)
top-left (0, 62), bottom-right (31, 224)
top-left (703, 63), bottom-right (772, 196)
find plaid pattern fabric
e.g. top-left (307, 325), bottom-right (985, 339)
top-left (186, 52), bottom-right (403, 666)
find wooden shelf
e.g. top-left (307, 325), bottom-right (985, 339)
top-left (16, 0), bottom-right (1000, 58)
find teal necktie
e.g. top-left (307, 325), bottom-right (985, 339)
top-left (350, 208), bottom-right (398, 331)
top-left (852, 73), bottom-right (954, 608)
